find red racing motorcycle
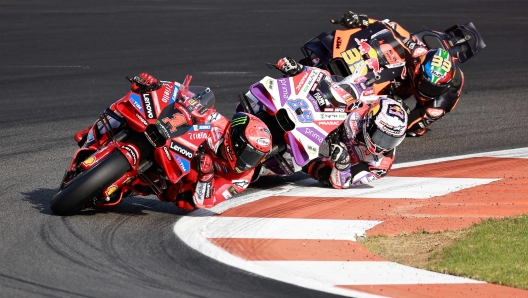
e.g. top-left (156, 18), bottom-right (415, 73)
top-left (50, 76), bottom-right (214, 215)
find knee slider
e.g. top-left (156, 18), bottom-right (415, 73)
top-left (425, 107), bottom-right (445, 120)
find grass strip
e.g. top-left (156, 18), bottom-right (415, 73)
top-left (360, 215), bottom-right (528, 289)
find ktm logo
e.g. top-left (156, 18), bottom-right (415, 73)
top-left (162, 113), bottom-right (187, 133)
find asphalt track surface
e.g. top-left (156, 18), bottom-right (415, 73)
top-left (1, 0), bottom-right (527, 297)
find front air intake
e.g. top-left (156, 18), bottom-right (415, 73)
top-left (275, 109), bottom-right (296, 132)
top-left (144, 124), bottom-right (167, 148)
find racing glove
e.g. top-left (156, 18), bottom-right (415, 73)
top-left (329, 142), bottom-right (351, 171)
top-left (130, 72), bottom-right (161, 92)
top-left (275, 57), bottom-right (303, 76)
top-left (193, 152), bottom-right (215, 206)
top-left (340, 11), bottom-right (369, 29)
top-left (196, 153), bottom-right (214, 177)
top-left (302, 158), bottom-right (333, 188)
top-left (330, 163), bottom-right (372, 188)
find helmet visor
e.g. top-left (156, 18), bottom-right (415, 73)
top-left (415, 75), bottom-right (450, 98)
top-left (365, 124), bottom-right (404, 154)
top-left (234, 142), bottom-right (265, 172)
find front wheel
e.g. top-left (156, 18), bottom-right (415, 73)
top-left (50, 151), bottom-right (131, 216)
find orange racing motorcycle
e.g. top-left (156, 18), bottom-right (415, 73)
top-left (298, 17), bottom-right (486, 97)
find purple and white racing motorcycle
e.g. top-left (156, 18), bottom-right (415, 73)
top-left (237, 66), bottom-right (369, 177)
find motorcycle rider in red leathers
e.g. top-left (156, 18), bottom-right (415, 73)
top-left (75, 73), bottom-right (272, 211)
top-left (329, 11), bottom-right (463, 137)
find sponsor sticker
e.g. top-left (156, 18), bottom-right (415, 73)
top-left (170, 83), bottom-right (180, 104)
top-left (136, 113), bottom-right (148, 126)
top-left (121, 145), bottom-right (138, 165)
top-left (82, 156), bottom-right (97, 167)
top-left (161, 84), bottom-right (172, 103)
top-left (169, 141), bottom-right (193, 159)
top-left (104, 184), bottom-right (119, 197)
top-left (189, 131), bottom-right (209, 140)
top-left (163, 146), bottom-right (172, 161)
top-left (129, 93), bottom-right (143, 112)
top-left (162, 113), bottom-right (187, 133)
top-left (142, 94), bottom-right (155, 119)
top-left (191, 124), bottom-right (212, 131)
top-left (232, 180), bottom-right (249, 189)
top-left (174, 155), bottom-right (190, 173)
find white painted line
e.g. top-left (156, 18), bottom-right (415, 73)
top-left (174, 217), bottom-right (387, 298)
top-left (174, 147), bottom-right (528, 297)
top-left (202, 217), bottom-right (381, 240)
top-left (248, 261), bottom-right (484, 285)
top-left (393, 147), bottom-right (528, 169)
top-left (285, 177), bottom-right (498, 199)
top-left (189, 183), bottom-right (300, 216)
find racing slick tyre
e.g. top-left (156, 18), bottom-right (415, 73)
top-left (50, 151), bottom-right (131, 216)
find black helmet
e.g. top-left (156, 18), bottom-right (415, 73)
top-left (413, 48), bottom-right (455, 98)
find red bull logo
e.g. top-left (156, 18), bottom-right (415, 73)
top-left (341, 38), bottom-right (383, 77)
top-left (355, 38), bottom-right (372, 55)
top-left (366, 58), bottom-right (381, 77)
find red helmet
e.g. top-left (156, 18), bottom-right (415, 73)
top-left (223, 113), bottom-right (272, 173)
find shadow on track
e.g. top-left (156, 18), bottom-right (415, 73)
top-left (22, 172), bottom-right (309, 217)
top-left (22, 188), bottom-right (191, 216)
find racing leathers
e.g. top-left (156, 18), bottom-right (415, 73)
top-left (338, 11), bottom-right (465, 137)
top-left (255, 58), bottom-right (398, 188)
top-left (163, 106), bottom-right (255, 211)
top-left (74, 73), bottom-right (255, 212)
top-left (303, 100), bottom-right (395, 188)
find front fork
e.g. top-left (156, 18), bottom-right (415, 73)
top-left (76, 140), bottom-right (143, 207)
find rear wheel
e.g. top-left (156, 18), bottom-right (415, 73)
top-left (50, 151), bottom-right (131, 216)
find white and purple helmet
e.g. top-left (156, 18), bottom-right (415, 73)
top-left (362, 98), bottom-right (408, 154)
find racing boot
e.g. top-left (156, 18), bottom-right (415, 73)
top-left (161, 185), bottom-right (195, 211)
top-left (176, 191), bottom-right (195, 212)
top-left (177, 200), bottom-right (194, 212)
top-left (406, 127), bottom-right (427, 137)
